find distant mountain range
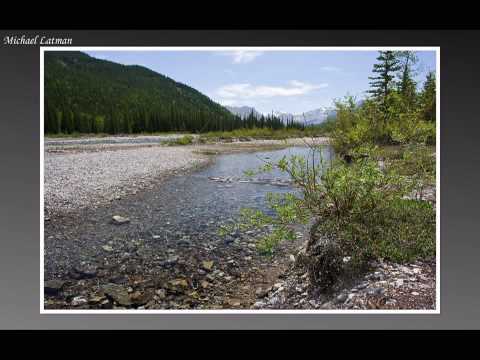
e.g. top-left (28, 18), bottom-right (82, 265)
top-left (274, 107), bottom-right (337, 125)
top-left (226, 105), bottom-right (337, 125)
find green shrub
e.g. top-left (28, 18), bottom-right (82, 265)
top-left (220, 142), bottom-right (436, 289)
top-left (329, 96), bottom-right (436, 155)
top-left (199, 127), bottom-right (326, 143)
top-left (169, 135), bottom-right (194, 145)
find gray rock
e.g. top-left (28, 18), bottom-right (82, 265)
top-left (335, 293), bottom-right (347, 303)
top-left (320, 301), bottom-right (333, 309)
top-left (102, 245), bottom-right (114, 252)
top-left (253, 301), bottom-right (265, 309)
top-left (372, 271), bottom-right (384, 281)
top-left (224, 237), bottom-right (235, 245)
top-left (273, 282), bottom-right (283, 290)
top-left (255, 288), bottom-right (269, 298)
top-left (129, 291), bottom-right (151, 305)
top-left (108, 275), bottom-right (128, 284)
top-left (71, 296), bottom-right (88, 306)
top-left (367, 287), bottom-right (385, 296)
top-left (177, 239), bottom-right (191, 247)
top-left (155, 289), bottom-right (166, 299)
top-left (44, 280), bottom-right (65, 295)
top-left (112, 215), bottom-right (130, 225)
top-left (88, 295), bottom-right (107, 304)
top-left (357, 282), bottom-right (368, 290)
top-left (71, 263), bottom-right (97, 279)
top-left (159, 256), bottom-right (179, 268)
top-left (102, 284), bottom-right (132, 306)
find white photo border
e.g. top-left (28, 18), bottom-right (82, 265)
top-left (40, 46), bottom-right (440, 314)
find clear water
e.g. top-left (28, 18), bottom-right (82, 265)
top-left (147, 145), bottom-right (334, 239)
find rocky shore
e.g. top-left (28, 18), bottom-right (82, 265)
top-left (44, 146), bottom-right (210, 216)
top-left (253, 257), bottom-right (436, 310)
top-left (43, 136), bottom-right (436, 311)
top-left (43, 138), bottom-right (309, 310)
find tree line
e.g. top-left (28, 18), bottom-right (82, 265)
top-left (44, 51), bottom-right (304, 135)
top-left (332, 50), bottom-right (436, 154)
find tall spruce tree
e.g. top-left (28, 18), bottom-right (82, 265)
top-left (368, 51), bottom-right (402, 118)
top-left (421, 71), bottom-right (436, 121)
top-left (397, 51), bottom-right (418, 109)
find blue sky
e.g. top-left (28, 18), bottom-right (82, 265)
top-left (86, 49), bottom-right (437, 115)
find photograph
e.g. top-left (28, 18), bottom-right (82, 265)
top-left (41, 47), bottom-right (439, 312)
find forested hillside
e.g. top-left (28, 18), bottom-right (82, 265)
top-left (44, 51), bottom-right (294, 134)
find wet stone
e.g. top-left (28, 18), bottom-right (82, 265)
top-left (71, 296), bottom-right (88, 306)
top-left (112, 215), bottom-right (130, 225)
top-left (109, 275), bottom-right (129, 284)
top-left (177, 239), bottom-right (192, 247)
top-left (102, 284), bottom-right (132, 306)
top-left (44, 280), bottom-right (65, 295)
top-left (70, 263), bottom-right (98, 279)
top-left (335, 293), bottom-right (347, 303)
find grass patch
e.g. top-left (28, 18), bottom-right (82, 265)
top-left (199, 127), bottom-right (327, 143)
top-left (166, 135), bottom-right (195, 146)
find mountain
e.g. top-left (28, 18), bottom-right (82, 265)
top-left (225, 106), bottom-right (262, 119)
top-left (44, 51), bottom-right (241, 134)
top-left (225, 105), bottom-right (336, 125)
top-left (273, 106), bottom-right (337, 125)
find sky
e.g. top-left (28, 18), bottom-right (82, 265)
top-left (85, 49), bottom-right (437, 115)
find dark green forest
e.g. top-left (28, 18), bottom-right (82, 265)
top-left (44, 51), bottom-right (303, 135)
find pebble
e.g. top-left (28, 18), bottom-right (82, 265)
top-left (254, 301), bottom-right (265, 309)
top-left (155, 289), bottom-right (166, 299)
top-left (112, 215), bottom-right (130, 225)
top-left (71, 296), bottom-right (88, 306)
top-left (44, 146), bottom-right (207, 214)
top-left (102, 245), bottom-right (114, 252)
top-left (367, 287), bottom-right (385, 296)
top-left (357, 282), bottom-right (368, 290)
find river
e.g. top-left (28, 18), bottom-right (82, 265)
top-left (44, 144), bottom-right (335, 309)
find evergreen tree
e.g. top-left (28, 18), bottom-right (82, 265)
top-left (368, 51), bottom-right (402, 118)
top-left (421, 71), bottom-right (436, 121)
top-left (397, 51), bottom-right (418, 109)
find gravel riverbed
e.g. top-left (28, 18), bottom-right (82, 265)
top-left (43, 140), bottom-right (313, 310)
top-left (43, 136), bottom-right (435, 310)
top-left (44, 146), bottom-right (209, 216)
top-left (43, 136), bottom-right (330, 216)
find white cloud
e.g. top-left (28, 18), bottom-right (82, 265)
top-left (221, 50), bottom-right (264, 64)
top-left (217, 80), bottom-right (328, 99)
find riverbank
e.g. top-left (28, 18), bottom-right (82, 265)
top-left (44, 137), bottom-right (329, 216)
top-left (43, 140), bottom-right (323, 310)
top-left (43, 137), bottom-right (436, 311)
top-left (254, 256), bottom-right (436, 310)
